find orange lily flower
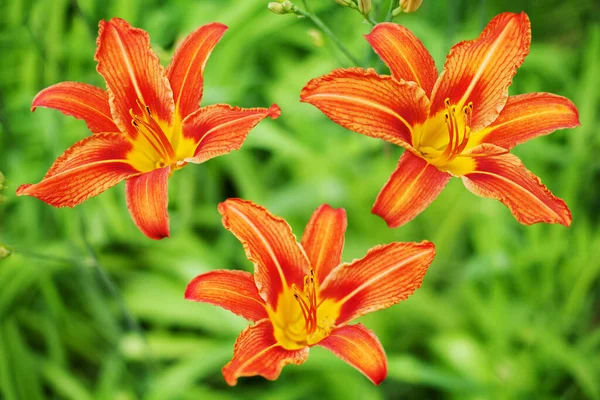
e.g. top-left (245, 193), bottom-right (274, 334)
top-left (301, 12), bottom-right (580, 228)
top-left (185, 199), bottom-right (435, 385)
top-left (17, 19), bottom-right (280, 239)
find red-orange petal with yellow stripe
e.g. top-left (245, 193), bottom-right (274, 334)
top-left (317, 324), bottom-right (387, 385)
top-left (125, 166), bottom-right (171, 240)
top-left (184, 270), bottom-right (268, 322)
top-left (95, 18), bottom-right (174, 136)
top-left (167, 22), bottom-right (228, 119)
top-left (320, 241), bottom-right (435, 326)
top-left (462, 144), bottom-right (571, 226)
top-left (222, 319), bottom-right (309, 386)
top-left (300, 68), bottom-right (430, 148)
top-left (183, 104), bottom-right (281, 164)
top-left (16, 133), bottom-right (139, 207)
top-left (300, 205), bottom-right (347, 286)
top-left (372, 151), bottom-right (451, 228)
top-left (430, 12), bottom-right (531, 131)
top-left (31, 82), bottom-right (119, 134)
top-left (365, 23), bottom-right (437, 96)
top-left (475, 93), bottom-right (581, 150)
top-left (218, 199), bottom-right (310, 310)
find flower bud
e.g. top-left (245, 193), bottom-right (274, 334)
top-left (281, 0), bottom-right (294, 11)
top-left (358, 0), bottom-right (371, 15)
top-left (268, 2), bottom-right (286, 14)
top-left (0, 244), bottom-right (11, 259)
top-left (399, 0), bottom-right (423, 13)
top-left (335, 0), bottom-right (358, 8)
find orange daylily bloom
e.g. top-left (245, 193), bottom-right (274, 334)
top-left (185, 199), bottom-right (435, 385)
top-left (17, 19), bottom-right (280, 239)
top-left (301, 12), bottom-right (580, 228)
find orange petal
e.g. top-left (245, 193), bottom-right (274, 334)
top-left (300, 205), bottom-right (347, 286)
top-left (300, 68), bottom-right (430, 148)
top-left (430, 12), bottom-right (531, 131)
top-left (317, 324), bottom-right (387, 385)
top-left (31, 82), bottom-right (119, 133)
top-left (218, 199), bottom-right (310, 309)
top-left (365, 23), bottom-right (437, 96)
top-left (474, 93), bottom-right (581, 150)
top-left (185, 270), bottom-right (268, 322)
top-left (222, 319), bottom-right (309, 386)
top-left (16, 133), bottom-right (139, 207)
top-left (372, 151), bottom-right (451, 228)
top-left (95, 18), bottom-right (174, 136)
top-left (182, 104), bottom-right (281, 163)
top-left (167, 23), bottom-right (228, 119)
top-left (125, 166), bottom-right (170, 240)
top-left (462, 144), bottom-right (571, 226)
top-left (320, 241), bottom-right (435, 325)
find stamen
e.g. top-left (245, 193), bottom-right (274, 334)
top-left (129, 100), bottom-right (176, 163)
top-left (466, 102), bottom-right (473, 126)
top-left (291, 269), bottom-right (319, 334)
top-left (308, 270), bottom-right (317, 324)
top-left (439, 99), bottom-right (457, 160)
top-left (292, 286), bottom-right (311, 325)
top-left (449, 103), bottom-right (472, 157)
top-left (429, 98), bottom-right (475, 165)
top-left (130, 110), bottom-right (166, 159)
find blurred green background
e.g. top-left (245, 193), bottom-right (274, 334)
top-left (0, 0), bottom-right (599, 398)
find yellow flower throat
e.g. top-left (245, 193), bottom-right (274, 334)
top-left (271, 269), bottom-right (339, 350)
top-left (414, 98), bottom-right (475, 175)
top-left (127, 101), bottom-right (196, 173)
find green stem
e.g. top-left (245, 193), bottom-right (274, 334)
top-left (367, 14), bottom-right (378, 26)
top-left (77, 216), bottom-right (158, 385)
top-left (14, 242), bottom-right (144, 345)
top-left (385, 0), bottom-right (396, 22)
top-left (77, 218), bottom-right (147, 343)
top-left (13, 248), bottom-right (91, 265)
top-left (294, 8), bottom-right (362, 66)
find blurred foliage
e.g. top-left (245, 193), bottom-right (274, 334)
top-left (0, 0), bottom-right (599, 399)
